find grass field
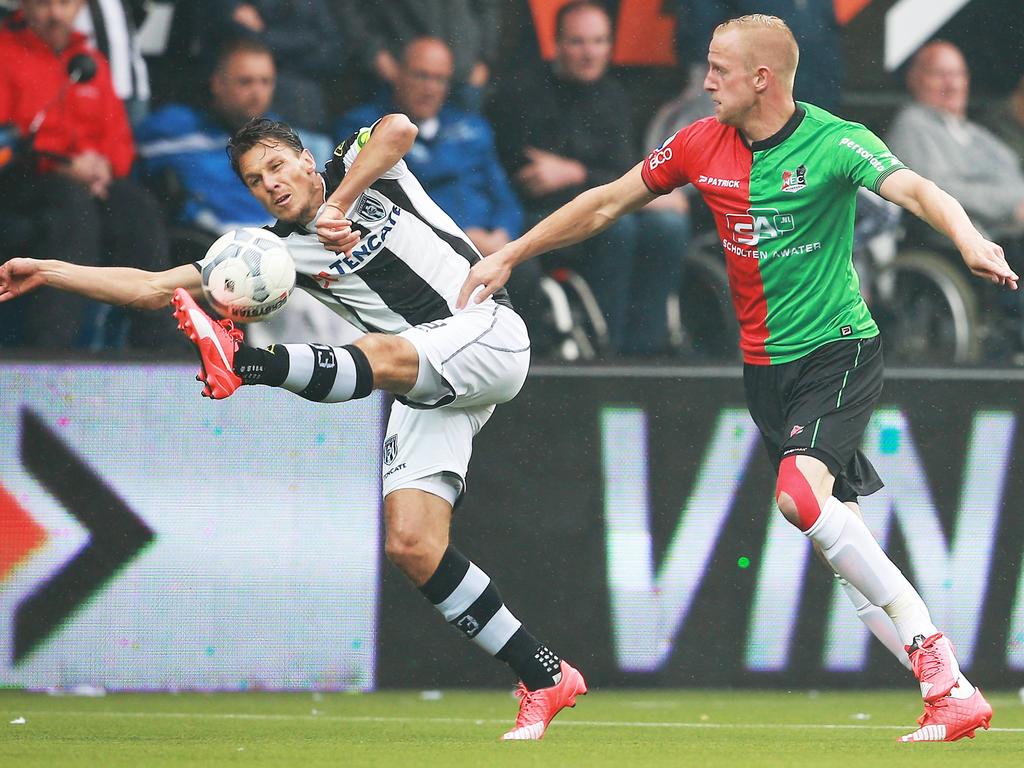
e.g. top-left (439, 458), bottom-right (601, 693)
top-left (1, 688), bottom-right (1021, 767)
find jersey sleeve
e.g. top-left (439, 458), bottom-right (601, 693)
top-left (832, 122), bottom-right (905, 193)
top-left (324, 121), bottom-right (409, 184)
top-left (640, 126), bottom-right (692, 194)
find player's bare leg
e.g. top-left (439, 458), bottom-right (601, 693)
top-left (172, 287), bottom-right (418, 402)
top-left (776, 454), bottom-right (991, 741)
top-left (384, 488), bottom-right (585, 740)
top-left (172, 294), bottom-right (584, 740)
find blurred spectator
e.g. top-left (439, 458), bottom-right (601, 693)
top-left (137, 37), bottom-right (333, 236)
top-left (333, 0), bottom-right (499, 112)
top-left (74, 0), bottom-right (150, 124)
top-left (135, 37), bottom-right (281, 236)
top-left (980, 72), bottom-right (1024, 165)
top-left (334, 37), bottom-right (582, 355)
top-left (336, 37), bottom-right (522, 258)
top-left (887, 41), bottom-right (1024, 242)
top-left (202, 1), bottom-right (342, 132)
top-left (0, 0), bottom-right (178, 350)
top-left (676, 0), bottom-right (842, 113)
top-left (887, 41), bottom-right (1024, 357)
top-left (490, 0), bottom-right (688, 357)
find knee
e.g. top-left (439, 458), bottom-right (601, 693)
top-left (354, 333), bottom-right (417, 390)
top-left (775, 456), bottom-right (822, 530)
top-left (384, 519), bottom-right (443, 576)
top-left (384, 525), bottom-right (425, 570)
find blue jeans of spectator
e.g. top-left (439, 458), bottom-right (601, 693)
top-left (625, 208), bottom-right (691, 355)
top-left (567, 209), bottom-right (690, 356)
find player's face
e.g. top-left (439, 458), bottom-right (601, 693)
top-left (555, 6), bottom-right (612, 84)
top-left (704, 31), bottom-right (758, 126)
top-left (912, 46), bottom-right (969, 119)
top-left (22, 0), bottom-right (83, 51)
top-left (394, 41), bottom-right (454, 121)
top-left (212, 52), bottom-right (276, 128)
top-left (239, 142), bottom-right (320, 223)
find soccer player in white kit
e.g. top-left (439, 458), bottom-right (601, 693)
top-left (0, 114), bottom-right (585, 740)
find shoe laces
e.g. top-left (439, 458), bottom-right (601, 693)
top-left (913, 642), bottom-right (945, 680)
top-left (216, 319), bottom-right (244, 347)
top-left (513, 682), bottom-right (551, 727)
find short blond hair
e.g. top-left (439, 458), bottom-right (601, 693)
top-left (713, 14), bottom-right (799, 90)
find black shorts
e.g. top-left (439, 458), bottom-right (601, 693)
top-left (743, 336), bottom-right (884, 502)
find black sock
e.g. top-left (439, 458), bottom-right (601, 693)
top-left (233, 344), bottom-right (289, 386)
top-left (235, 343), bottom-right (373, 401)
top-left (419, 546), bottom-right (561, 691)
top-left (496, 630), bottom-right (561, 691)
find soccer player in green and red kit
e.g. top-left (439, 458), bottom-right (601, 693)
top-left (458, 14), bottom-right (1019, 743)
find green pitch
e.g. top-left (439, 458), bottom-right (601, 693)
top-left (1, 689), bottom-right (1021, 767)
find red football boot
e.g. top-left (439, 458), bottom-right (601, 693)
top-left (899, 688), bottom-right (993, 742)
top-left (907, 632), bottom-right (961, 703)
top-left (501, 661), bottom-right (587, 740)
top-left (171, 288), bottom-right (243, 399)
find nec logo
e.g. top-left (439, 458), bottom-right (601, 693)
top-left (698, 175), bottom-right (741, 188)
top-left (725, 207), bottom-right (795, 246)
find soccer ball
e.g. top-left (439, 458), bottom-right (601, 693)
top-left (200, 228), bottom-right (296, 323)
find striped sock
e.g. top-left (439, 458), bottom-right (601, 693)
top-left (420, 546), bottom-right (561, 691)
top-left (233, 343), bottom-right (373, 402)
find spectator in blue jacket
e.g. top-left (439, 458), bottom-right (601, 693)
top-left (135, 37), bottom-right (331, 235)
top-left (335, 36), bottom-right (522, 257)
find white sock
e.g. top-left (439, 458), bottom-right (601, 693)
top-left (279, 343), bottom-right (359, 402)
top-left (836, 575), bottom-right (912, 671)
top-left (881, 590), bottom-right (939, 649)
top-left (806, 497), bottom-right (937, 645)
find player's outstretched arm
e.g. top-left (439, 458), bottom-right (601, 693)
top-left (0, 258), bottom-right (203, 310)
top-left (879, 168), bottom-right (1019, 290)
top-left (457, 163), bottom-right (657, 307)
top-left (316, 113), bottom-right (418, 254)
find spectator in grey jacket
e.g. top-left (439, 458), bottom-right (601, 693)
top-left (886, 41), bottom-right (1024, 241)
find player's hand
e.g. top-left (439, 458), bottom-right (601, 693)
top-left (316, 203), bottom-right (361, 255)
top-left (961, 237), bottom-right (1019, 289)
top-left (0, 258), bottom-right (46, 302)
top-left (457, 249), bottom-right (514, 309)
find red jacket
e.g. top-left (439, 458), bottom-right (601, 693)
top-left (0, 12), bottom-right (134, 177)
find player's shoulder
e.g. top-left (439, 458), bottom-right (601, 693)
top-left (665, 115), bottom-right (735, 154)
top-left (683, 114), bottom-right (731, 138)
top-left (799, 101), bottom-right (875, 138)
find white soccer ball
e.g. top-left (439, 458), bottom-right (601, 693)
top-left (200, 228), bottom-right (296, 323)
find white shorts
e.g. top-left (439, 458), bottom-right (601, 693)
top-left (381, 302), bottom-right (530, 501)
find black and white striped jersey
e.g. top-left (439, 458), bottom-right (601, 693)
top-left (265, 126), bottom-right (512, 335)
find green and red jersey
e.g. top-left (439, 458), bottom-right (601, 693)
top-left (641, 102), bottom-right (905, 364)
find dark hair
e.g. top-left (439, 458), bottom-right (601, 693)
top-left (214, 35), bottom-right (274, 74)
top-left (555, 0), bottom-right (610, 40)
top-left (226, 117), bottom-right (304, 180)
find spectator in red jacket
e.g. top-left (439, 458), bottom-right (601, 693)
top-left (0, 0), bottom-right (179, 350)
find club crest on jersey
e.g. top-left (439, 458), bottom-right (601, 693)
top-left (357, 194), bottom-right (388, 222)
top-left (383, 434), bottom-right (398, 465)
top-left (781, 164), bottom-right (807, 193)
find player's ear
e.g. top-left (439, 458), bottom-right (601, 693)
top-left (300, 148), bottom-right (316, 172)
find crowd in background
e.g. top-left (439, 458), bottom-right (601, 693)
top-left (1, 0), bottom-right (1023, 364)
